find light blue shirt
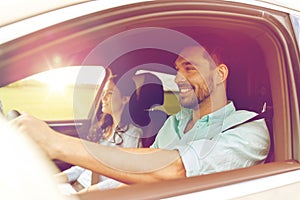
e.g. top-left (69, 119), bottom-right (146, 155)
top-left (151, 101), bottom-right (270, 177)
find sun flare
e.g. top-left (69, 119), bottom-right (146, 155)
top-left (25, 67), bottom-right (80, 94)
top-left (47, 78), bottom-right (67, 94)
top-left (22, 66), bottom-right (106, 95)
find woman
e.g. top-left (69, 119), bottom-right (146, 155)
top-left (56, 69), bottom-right (142, 194)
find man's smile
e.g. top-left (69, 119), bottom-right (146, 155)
top-left (177, 82), bottom-right (194, 97)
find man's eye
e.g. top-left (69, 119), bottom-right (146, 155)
top-left (185, 66), bottom-right (196, 72)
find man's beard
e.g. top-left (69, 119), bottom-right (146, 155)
top-left (179, 78), bottom-right (214, 109)
top-left (179, 91), bottom-right (210, 109)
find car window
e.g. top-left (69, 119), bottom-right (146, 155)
top-left (0, 66), bottom-right (106, 121)
top-left (291, 14), bottom-right (300, 51)
top-left (1, 1), bottom-right (300, 198)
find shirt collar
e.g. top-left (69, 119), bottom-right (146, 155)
top-left (206, 101), bottom-right (236, 124)
top-left (176, 101), bottom-right (236, 124)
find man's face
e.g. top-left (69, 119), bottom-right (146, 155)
top-left (174, 46), bottom-right (216, 109)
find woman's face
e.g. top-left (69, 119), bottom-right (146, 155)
top-left (101, 80), bottom-right (125, 116)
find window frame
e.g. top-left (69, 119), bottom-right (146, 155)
top-left (1, 0), bottom-right (300, 195)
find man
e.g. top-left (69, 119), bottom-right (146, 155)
top-left (12, 45), bottom-right (270, 184)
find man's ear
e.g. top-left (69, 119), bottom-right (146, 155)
top-left (215, 64), bottom-right (229, 84)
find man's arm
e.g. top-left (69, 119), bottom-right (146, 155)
top-left (12, 114), bottom-right (186, 184)
top-left (54, 171), bottom-right (69, 183)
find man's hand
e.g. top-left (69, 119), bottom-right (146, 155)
top-left (10, 113), bottom-right (58, 158)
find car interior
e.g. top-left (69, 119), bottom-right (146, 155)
top-left (79, 21), bottom-right (276, 161)
top-left (1, 1), bottom-right (298, 194)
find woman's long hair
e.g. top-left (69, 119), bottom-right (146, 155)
top-left (88, 70), bottom-right (137, 143)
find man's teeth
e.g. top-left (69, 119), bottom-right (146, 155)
top-left (180, 88), bottom-right (191, 93)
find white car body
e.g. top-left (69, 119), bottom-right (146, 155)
top-left (0, 1), bottom-right (300, 199)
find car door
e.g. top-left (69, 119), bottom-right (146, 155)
top-left (0, 0), bottom-right (300, 199)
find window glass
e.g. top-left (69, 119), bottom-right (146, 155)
top-left (0, 66), bottom-right (106, 121)
top-left (291, 14), bottom-right (300, 52)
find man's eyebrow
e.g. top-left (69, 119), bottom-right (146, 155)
top-left (182, 61), bottom-right (193, 66)
top-left (174, 61), bottom-right (195, 70)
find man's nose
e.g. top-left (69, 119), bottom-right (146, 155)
top-left (175, 71), bottom-right (186, 83)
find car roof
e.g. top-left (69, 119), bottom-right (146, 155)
top-left (0, 0), bottom-right (145, 44)
top-left (0, 0), bottom-right (299, 61)
top-left (1, 0), bottom-right (299, 27)
top-left (0, 0), bottom-right (89, 27)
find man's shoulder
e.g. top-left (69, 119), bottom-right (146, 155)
top-left (223, 109), bottom-right (268, 132)
top-left (230, 109), bottom-right (257, 119)
top-left (223, 110), bottom-right (257, 129)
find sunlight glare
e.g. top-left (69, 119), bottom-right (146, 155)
top-left (46, 73), bottom-right (69, 94)
top-left (27, 67), bottom-right (81, 94)
top-left (24, 66), bottom-right (106, 95)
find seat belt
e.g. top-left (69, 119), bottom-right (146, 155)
top-left (221, 102), bottom-right (271, 133)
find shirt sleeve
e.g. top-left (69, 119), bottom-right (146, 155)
top-left (175, 119), bottom-right (270, 177)
top-left (63, 165), bottom-right (85, 183)
top-left (121, 125), bottom-right (142, 148)
top-left (97, 179), bottom-right (122, 190)
top-left (150, 114), bottom-right (179, 149)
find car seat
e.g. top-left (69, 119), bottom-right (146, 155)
top-left (226, 45), bottom-right (274, 163)
top-left (130, 73), bottom-right (168, 147)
